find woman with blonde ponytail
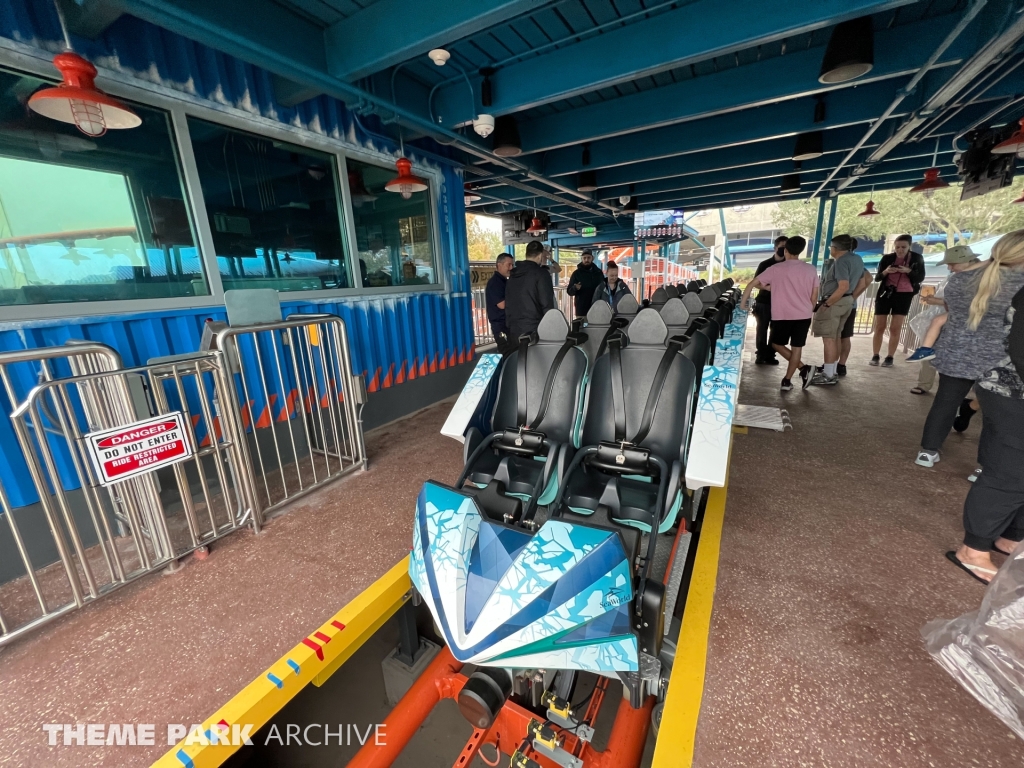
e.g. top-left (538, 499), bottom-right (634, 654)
top-left (916, 232), bottom-right (1024, 475)
top-left (936, 230), bottom-right (1024, 584)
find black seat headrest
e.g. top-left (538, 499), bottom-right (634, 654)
top-left (650, 287), bottom-right (669, 306)
top-left (659, 297), bottom-right (690, 328)
top-left (681, 293), bottom-right (704, 315)
top-left (537, 308), bottom-right (569, 342)
top-left (585, 300), bottom-right (614, 326)
top-left (625, 308), bottom-right (669, 347)
top-left (664, 285), bottom-right (680, 299)
top-left (616, 294), bottom-right (640, 316)
top-left (686, 281), bottom-right (701, 293)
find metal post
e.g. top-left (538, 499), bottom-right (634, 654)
top-left (638, 238), bottom-right (647, 299)
top-left (394, 600), bottom-right (423, 666)
top-left (811, 196), bottom-right (826, 266)
top-left (822, 197), bottom-right (839, 276)
top-left (718, 209), bottom-right (732, 272)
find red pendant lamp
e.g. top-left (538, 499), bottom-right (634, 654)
top-left (992, 118), bottom-right (1024, 155)
top-left (910, 168), bottom-right (949, 198)
top-left (28, 51), bottom-right (141, 137)
top-left (526, 216), bottom-right (547, 235)
top-left (384, 157), bottom-right (428, 199)
top-left (858, 188), bottom-right (880, 217)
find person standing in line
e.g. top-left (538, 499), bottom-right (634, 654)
top-left (809, 234), bottom-right (866, 386)
top-left (752, 236), bottom-right (788, 365)
top-left (916, 237), bottom-right (1024, 467)
top-left (506, 240), bottom-right (556, 340)
top-left (592, 260), bottom-right (632, 311)
top-left (836, 267), bottom-right (873, 376)
top-left (565, 249), bottom-right (604, 319)
top-left (870, 234), bottom-right (926, 367)
top-left (485, 252), bottom-right (514, 355)
top-left (740, 236), bottom-right (817, 390)
top-left (945, 233), bottom-right (1024, 583)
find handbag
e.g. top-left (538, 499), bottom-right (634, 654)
top-left (878, 283), bottom-right (897, 301)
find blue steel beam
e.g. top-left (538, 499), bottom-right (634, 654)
top-left (811, 197), bottom-right (826, 266)
top-left (432, 0), bottom-right (917, 126)
top-left (324, 0), bottom-right (549, 82)
top-left (539, 72), bottom-right (1019, 178)
top-left (539, 79), bottom-right (911, 177)
top-left (515, 15), bottom-right (971, 155)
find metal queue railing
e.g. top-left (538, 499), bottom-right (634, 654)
top-left (0, 313), bottom-right (365, 646)
top-left (470, 286), bottom-right (574, 348)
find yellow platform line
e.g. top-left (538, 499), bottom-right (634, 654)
top-left (152, 557), bottom-right (411, 768)
top-left (652, 479), bottom-right (730, 768)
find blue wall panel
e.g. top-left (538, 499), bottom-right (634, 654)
top-left (0, 0), bottom-right (473, 508)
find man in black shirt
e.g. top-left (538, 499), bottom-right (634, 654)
top-left (506, 240), bottom-right (556, 340)
top-left (565, 249), bottom-right (604, 318)
top-left (485, 252), bottom-right (514, 354)
top-left (752, 236), bottom-right (788, 364)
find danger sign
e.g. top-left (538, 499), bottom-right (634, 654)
top-left (85, 413), bottom-right (193, 486)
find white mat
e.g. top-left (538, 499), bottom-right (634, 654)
top-left (734, 404), bottom-right (792, 432)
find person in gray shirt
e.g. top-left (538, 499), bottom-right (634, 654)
top-left (809, 235), bottom-right (866, 386)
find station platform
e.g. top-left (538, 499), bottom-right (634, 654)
top-left (0, 334), bottom-right (1015, 768)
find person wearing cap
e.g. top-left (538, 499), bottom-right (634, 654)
top-left (870, 234), bottom-right (927, 367)
top-left (914, 238), bottom-right (1024, 469)
top-left (809, 234), bottom-right (866, 386)
top-left (905, 245), bottom-right (980, 364)
top-left (565, 249), bottom-right (604, 318)
top-left (505, 239), bottom-right (556, 340)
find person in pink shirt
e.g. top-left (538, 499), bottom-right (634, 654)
top-left (741, 236), bottom-right (819, 390)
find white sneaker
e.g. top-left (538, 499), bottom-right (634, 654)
top-left (915, 450), bottom-right (940, 468)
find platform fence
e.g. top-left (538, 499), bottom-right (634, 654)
top-left (0, 313), bottom-right (365, 646)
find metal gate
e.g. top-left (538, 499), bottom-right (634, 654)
top-left (0, 312), bottom-right (366, 647)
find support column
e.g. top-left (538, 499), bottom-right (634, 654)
top-left (821, 197), bottom-right (839, 277)
top-left (811, 196), bottom-right (826, 267)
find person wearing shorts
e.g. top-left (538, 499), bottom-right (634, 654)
top-left (837, 268), bottom-right (872, 376)
top-left (811, 234), bottom-right (865, 385)
top-left (871, 233), bottom-right (925, 367)
top-left (741, 236), bottom-right (818, 390)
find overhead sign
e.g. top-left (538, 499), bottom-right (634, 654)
top-left (581, 226), bottom-right (597, 238)
top-left (85, 413), bottom-right (193, 486)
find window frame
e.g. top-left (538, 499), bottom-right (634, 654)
top-left (0, 44), bottom-right (447, 322)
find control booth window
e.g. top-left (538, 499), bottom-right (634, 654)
top-left (0, 68), bottom-right (206, 306)
top-left (188, 118), bottom-right (349, 292)
top-left (346, 158), bottom-right (437, 288)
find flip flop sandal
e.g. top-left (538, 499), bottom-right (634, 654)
top-left (910, 387), bottom-right (927, 395)
top-left (946, 551), bottom-right (996, 584)
top-left (993, 544), bottom-right (1014, 556)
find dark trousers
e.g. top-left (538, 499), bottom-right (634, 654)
top-left (963, 387), bottom-right (1024, 550)
top-left (753, 302), bottom-right (775, 361)
top-left (492, 327), bottom-right (514, 358)
top-left (920, 374), bottom-right (974, 452)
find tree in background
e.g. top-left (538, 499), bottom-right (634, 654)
top-left (466, 213), bottom-right (503, 261)
top-left (774, 186), bottom-right (1024, 251)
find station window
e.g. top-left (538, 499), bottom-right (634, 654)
top-left (188, 118), bottom-right (350, 292)
top-left (345, 158), bottom-right (437, 288)
top-left (0, 68), bottom-right (206, 306)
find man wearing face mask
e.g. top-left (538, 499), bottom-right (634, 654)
top-left (752, 236), bottom-right (789, 365)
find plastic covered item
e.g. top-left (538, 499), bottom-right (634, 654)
top-left (922, 541), bottom-right (1024, 738)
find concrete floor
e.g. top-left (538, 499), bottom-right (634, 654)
top-left (693, 335), bottom-right (1019, 767)
top-left (0, 400), bottom-right (464, 768)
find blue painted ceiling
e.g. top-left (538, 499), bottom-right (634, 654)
top-left (35, 0), bottom-right (1024, 228)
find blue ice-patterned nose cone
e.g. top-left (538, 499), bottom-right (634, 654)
top-left (409, 482), bottom-right (638, 672)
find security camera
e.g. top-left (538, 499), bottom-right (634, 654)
top-left (473, 114), bottom-right (495, 138)
top-left (619, 195), bottom-right (631, 206)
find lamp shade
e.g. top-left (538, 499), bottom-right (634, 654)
top-left (492, 115), bottom-right (522, 157)
top-left (384, 157), bottom-right (428, 199)
top-left (992, 118), bottom-right (1024, 155)
top-left (577, 170), bottom-right (598, 192)
top-left (28, 52), bottom-right (141, 137)
top-left (780, 174), bottom-right (801, 194)
top-left (909, 168), bottom-right (949, 198)
top-left (526, 217), bottom-right (546, 234)
top-left (819, 17), bottom-right (874, 84)
top-left (858, 200), bottom-right (880, 216)
top-left (463, 182), bottom-right (481, 204)
top-left (620, 196), bottom-right (638, 213)
top-left (793, 131), bottom-right (824, 161)
top-left (348, 170), bottom-right (377, 206)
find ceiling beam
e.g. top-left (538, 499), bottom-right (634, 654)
top-left (433, 0), bottom-right (917, 126)
top-left (539, 79), bottom-right (914, 178)
top-left (324, 0), bottom-right (549, 82)
top-left (516, 15), bottom-right (971, 155)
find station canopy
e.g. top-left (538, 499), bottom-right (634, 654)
top-left (111, 0), bottom-right (1024, 243)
